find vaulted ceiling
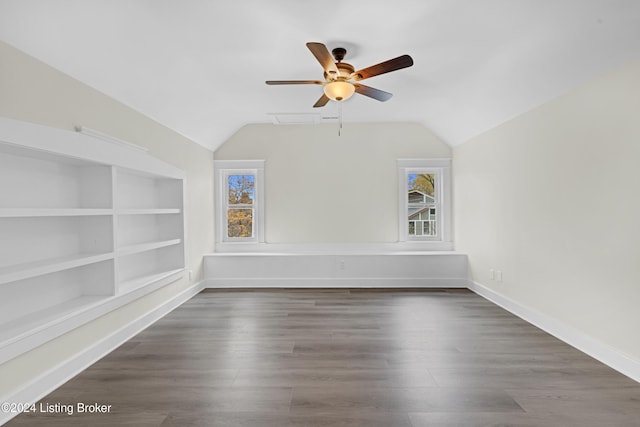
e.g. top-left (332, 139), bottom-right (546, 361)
top-left (1, 1), bottom-right (639, 151)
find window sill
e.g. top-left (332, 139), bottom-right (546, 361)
top-left (213, 241), bottom-right (454, 254)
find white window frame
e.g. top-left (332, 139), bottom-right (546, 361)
top-left (215, 160), bottom-right (265, 244)
top-left (397, 159), bottom-right (452, 244)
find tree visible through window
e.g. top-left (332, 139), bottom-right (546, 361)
top-left (216, 160), bottom-right (264, 245)
top-left (398, 159), bottom-right (450, 244)
top-left (227, 174), bottom-right (255, 238)
top-left (408, 172), bottom-right (437, 237)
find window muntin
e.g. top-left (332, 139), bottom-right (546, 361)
top-left (215, 160), bottom-right (265, 245)
top-left (407, 171), bottom-right (439, 239)
top-left (398, 159), bottom-right (451, 244)
top-left (226, 174), bottom-right (255, 239)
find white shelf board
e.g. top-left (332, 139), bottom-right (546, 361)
top-left (0, 117), bottom-right (185, 179)
top-left (116, 239), bottom-right (182, 257)
top-left (0, 208), bottom-right (114, 218)
top-left (0, 252), bottom-right (115, 285)
top-left (118, 268), bottom-right (184, 295)
top-left (0, 295), bottom-right (107, 347)
top-left (117, 208), bottom-right (181, 215)
top-left (0, 117), bottom-right (186, 367)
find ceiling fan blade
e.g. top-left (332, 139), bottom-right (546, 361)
top-left (353, 84), bottom-right (393, 102)
top-left (313, 94), bottom-right (330, 108)
top-left (306, 42), bottom-right (339, 76)
top-left (266, 80), bottom-right (324, 85)
top-left (353, 54), bottom-right (413, 81)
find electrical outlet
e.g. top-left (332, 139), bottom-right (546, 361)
top-left (496, 270), bottom-right (503, 282)
top-left (489, 269), bottom-right (495, 280)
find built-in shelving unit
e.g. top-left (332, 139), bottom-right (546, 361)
top-left (114, 168), bottom-right (185, 295)
top-left (0, 117), bottom-right (186, 364)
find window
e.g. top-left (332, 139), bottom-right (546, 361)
top-left (407, 172), bottom-right (437, 237)
top-left (398, 159), bottom-right (451, 243)
top-left (215, 160), bottom-right (265, 244)
top-left (226, 174), bottom-right (255, 238)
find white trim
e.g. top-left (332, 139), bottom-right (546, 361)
top-left (397, 158), bottom-right (452, 243)
top-left (0, 280), bottom-right (206, 426)
top-left (214, 160), bottom-right (265, 245)
top-left (206, 277), bottom-right (467, 288)
top-left (213, 241), bottom-right (455, 253)
top-left (468, 280), bottom-right (640, 383)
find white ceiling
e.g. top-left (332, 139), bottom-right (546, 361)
top-left (1, 0), bottom-right (640, 151)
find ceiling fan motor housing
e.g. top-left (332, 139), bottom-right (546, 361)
top-left (331, 47), bottom-right (347, 62)
top-left (324, 62), bottom-right (355, 81)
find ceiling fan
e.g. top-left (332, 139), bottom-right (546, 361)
top-left (266, 42), bottom-right (414, 108)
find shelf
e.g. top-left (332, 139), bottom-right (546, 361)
top-left (116, 170), bottom-right (183, 210)
top-left (117, 239), bottom-right (182, 257)
top-left (116, 212), bottom-right (183, 249)
top-left (118, 268), bottom-right (184, 295)
top-left (0, 208), bottom-right (114, 218)
top-left (0, 252), bottom-right (115, 285)
top-left (0, 295), bottom-right (107, 347)
top-left (0, 118), bottom-right (186, 365)
top-left (117, 208), bottom-right (181, 215)
top-left (0, 150), bottom-right (113, 209)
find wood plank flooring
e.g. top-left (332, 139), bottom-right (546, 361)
top-left (7, 289), bottom-right (640, 426)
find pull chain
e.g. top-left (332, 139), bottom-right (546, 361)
top-left (338, 102), bottom-right (343, 136)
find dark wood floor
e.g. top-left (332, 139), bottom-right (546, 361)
top-left (8, 289), bottom-right (640, 426)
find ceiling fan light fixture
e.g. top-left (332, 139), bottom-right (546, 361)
top-left (323, 81), bottom-right (355, 101)
top-left (267, 42), bottom-right (413, 107)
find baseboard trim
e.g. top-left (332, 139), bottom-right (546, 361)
top-left (468, 280), bottom-right (640, 383)
top-left (0, 280), bottom-right (206, 426)
top-left (0, 269), bottom-right (187, 365)
top-left (2, 277), bottom-right (637, 427)
top-left (205, 277), bottom-right (468, 288)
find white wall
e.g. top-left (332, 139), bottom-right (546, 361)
top-left (453, 58), bottom-right (640, 362)
top-left (215, 122), bottom-right (451, 243)
top-left (0, 41), bottom-right (214, 397)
